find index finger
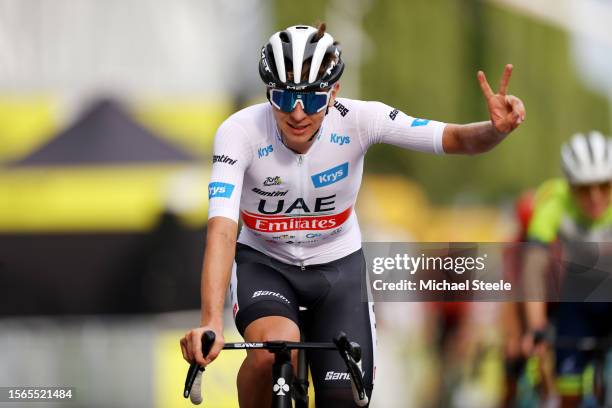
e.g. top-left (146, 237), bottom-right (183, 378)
top-left (190, 331), bottom-right (206, 365)
top-left (180, 337), bottom-right (191, 362)
top-left (477, 70), bottom-right (494, 99)
top-left (498, 64), bottom-right (513, 95)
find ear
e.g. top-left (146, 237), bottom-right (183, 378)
top-left (328, 82), bottom-right (341, 106)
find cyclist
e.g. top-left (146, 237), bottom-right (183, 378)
top-left (180, 23), bottom-right (526, 407)
top-left (501, 189), bottom-right (560, 406)
top-left (523, 131), bottom-right (612, 407)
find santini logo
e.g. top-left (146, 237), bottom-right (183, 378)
top-left (212, 154), bottom-right (237, 165)
top-left (252, 290), bottom-right (290, 304)
top-left (324, 368), bottom-right (365, 381)
top-left (330, 133), bottom-right (350, 146)
top-left (252, 188), bottom-right (287, 197)
top-left (258, 144), bottom-right (273, 158)
top-left (311, 162), bottom-right (349, 188)
top-left (208, 182), bottom-right (235, 198)
top-left (325, 371), bottom-right (351, 381)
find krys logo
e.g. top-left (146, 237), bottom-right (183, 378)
top-left (258, 144), bottom-right (273, 158)
top-left (411, 118), bottom-right (430, 127)
top-left (208, 182), bottom-right (235, 198)
top-left (311, 162), bottom-right (349, 188)
top-left (330, 133), bottom-right (350, 146)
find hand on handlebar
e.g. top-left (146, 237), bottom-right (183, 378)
top-left (180, 324), bottom-right (225, 366)
top-left (521, 329), bottom-right (549, 358)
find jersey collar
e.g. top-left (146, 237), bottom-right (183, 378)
top-left (274, 122), bottom-right (325, 156)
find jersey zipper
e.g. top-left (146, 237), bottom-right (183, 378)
top-left (296, 154), bottom-right (304, 268)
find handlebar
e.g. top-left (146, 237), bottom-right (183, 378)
top-left (531, 329), bottom-right (612, 352)
top-left (554, 335), bottom-right (612, 351)
top-left (183, 330), bottom-right (368, 406)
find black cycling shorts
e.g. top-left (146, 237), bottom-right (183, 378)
top-left (230, 243), bottom-right (376, 406)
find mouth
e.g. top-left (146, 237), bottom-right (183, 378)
top-left (288, 122), bottom-right (309, 135)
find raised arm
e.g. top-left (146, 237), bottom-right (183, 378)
top-left (443, 64), bottom-right (526, 154)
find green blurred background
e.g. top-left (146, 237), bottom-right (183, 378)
top-left (275, 0), bottom-right (611, 202)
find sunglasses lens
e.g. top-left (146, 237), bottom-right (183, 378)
top-left (270, 90), bottom-right (330, 114)
top-left (303, 93), bottom-right (329, 114)
top-left (270, 90), bottom-right (291, 112)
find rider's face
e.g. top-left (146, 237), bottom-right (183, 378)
top-left (571, 181), bottom-right (612, 220)
top-left (271, 84), bottom-right (340, 151)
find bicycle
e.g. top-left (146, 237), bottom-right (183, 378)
top-left (513, 334), bottom-right (612, 408)
top-left (554, 335), bottom-right (612, 407)
top-left (183, 330), bottom-right (369, 407)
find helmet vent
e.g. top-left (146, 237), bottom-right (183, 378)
top-left (279, 32), bottom-right (290, 43)
top-left (561, 131), bottom-right (612, 185)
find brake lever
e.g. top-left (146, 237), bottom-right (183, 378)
top-left (333, 332), bottom-right (368, 406)
top-left (184, 330), bottom-right (216, 398)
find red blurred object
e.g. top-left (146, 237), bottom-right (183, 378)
top-left (515, 190), bottom-right (535, 239)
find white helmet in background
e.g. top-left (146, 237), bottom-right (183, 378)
top-left (561, 131), bottom-right (612, 185)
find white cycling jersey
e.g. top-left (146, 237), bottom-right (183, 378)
top-left (208, 97), bottom-right (446, 265)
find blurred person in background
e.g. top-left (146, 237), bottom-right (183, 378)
top-left (501, 189), bottom-right (538, 406)
top-left (502, 189), bottom-right (561, 406)
top-left (180, 23), bottom-right (525, 407)
top-left (523, 131), bottom-right (612, 408)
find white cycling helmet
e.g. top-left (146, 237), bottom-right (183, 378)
top-left (259, 24), bottom-right (344, 91)
top-left (561, 131), bottom-right (612, 185)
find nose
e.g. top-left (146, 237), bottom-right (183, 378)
top-left (289, 102), bottom-right (307, 121)
top-left (589, 185), bottom-right (603, 202)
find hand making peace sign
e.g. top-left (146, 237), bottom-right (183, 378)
top-left (478, 64), bottom-right (526, 134)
